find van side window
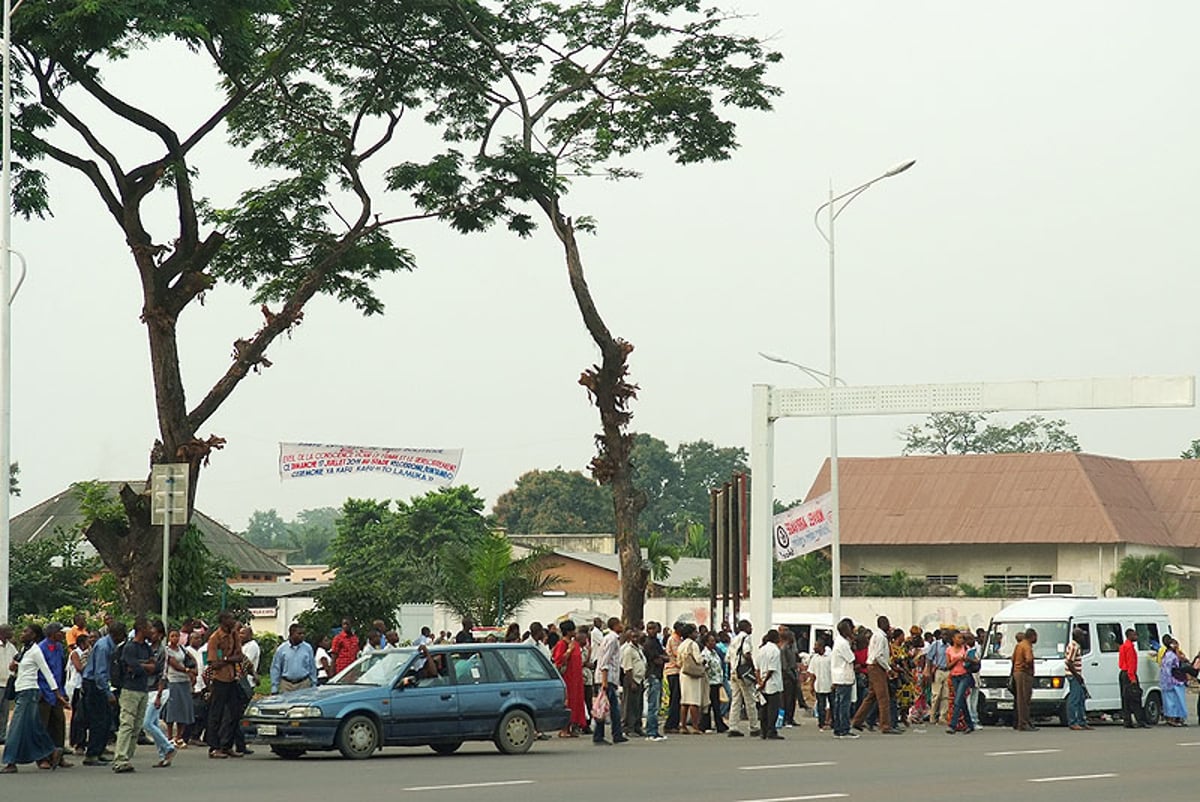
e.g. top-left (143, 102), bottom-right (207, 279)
top-left (1073, 624), bottom-right (1091, 653)
top-left (1133, 623), bottom-right (1159, 651)
top-left (1096, 623), bottom-right (1122, 653)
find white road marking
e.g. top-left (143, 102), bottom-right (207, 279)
top-left (1028, 773), bottom-right (1117, 783)
top-left (1178, 742), bottom-right (1200, 747)
top-left (736, 795), bottom-right (848, 802)
top-left (403, 780), bottom-right (536, 792)
top-left (739, 761), bottom-right (838, 771)
top-left (986, 749), bottom-right (1062, 756)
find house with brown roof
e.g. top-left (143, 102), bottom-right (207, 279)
top-left (12, 481), bottom-right (289, 582)
top-left (803, 453), bottom-right (1200, 595)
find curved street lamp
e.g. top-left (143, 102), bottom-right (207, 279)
top-left (812, 160), bottom-right (916, 624)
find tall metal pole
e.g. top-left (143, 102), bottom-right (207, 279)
top-left (826, 183), bottom-right (842, 626)
top-left (0, 0), bottom-right (14, 625)
top-left (161, 476), bottom-right (172, 624)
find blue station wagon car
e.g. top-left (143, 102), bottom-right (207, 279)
top-left (242, 643), bottom-right (569, 760)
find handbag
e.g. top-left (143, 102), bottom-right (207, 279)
top-left (5, 644), bottom-right (29, 700)
top-left (681, 644), bottom-right (706, 678)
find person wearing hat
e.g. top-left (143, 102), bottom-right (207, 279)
top-left (37, 622), bottom-right (73, 767)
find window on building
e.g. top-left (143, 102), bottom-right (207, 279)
top-left (1096, 623), bottom-right (1122, 653)
top-left (982, 574), bottom-right (1053, 596)
top-left (840, 576), bottom-right (868, 594)
top-left (926, 574), bottom-right (959, 585)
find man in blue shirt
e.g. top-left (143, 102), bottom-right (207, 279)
top-left (925, 629), bottom-right (952, 726)
top-left (270, 624), bottom-right (318, 694)
top-left (81, 620), bottom-right (126, 765)
top-left (37, 622), bottom-right (70, 765)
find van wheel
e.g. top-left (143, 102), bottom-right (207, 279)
top-left (494, 709), bottom-right (535, 754)
top-left (979, 707), bottom-right (998, 726)
top-left (1057, 703), bottom-right (1069, 727)
top-left (1143, 692), bottom-right (1162, 725)
top-left (336, 715), bottom-right (379, 759)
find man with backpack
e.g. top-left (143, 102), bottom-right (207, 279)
top-left (111, 618), bottom-right (157, 773)
top-left (726, 619), bottom-right (759, 738)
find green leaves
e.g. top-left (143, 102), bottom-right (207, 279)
top-left (899, 412), bottom-right (1082, 455)
top-left (1108, 553), bottom-right (1188, 600)
top-left (433, 530), bottom-right (562, 625)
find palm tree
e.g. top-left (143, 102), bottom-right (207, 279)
top-left (679, 522), bottom-right (710, 559)
top-left (433, 531), bottom-right (563, 625)
top-left (1109, 553), bottom-right (1185, 599)
top-left (640, 532), bottom-right (681, 583)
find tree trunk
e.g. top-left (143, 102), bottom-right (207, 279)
top-left (545, 204), bottom-right (648, 626)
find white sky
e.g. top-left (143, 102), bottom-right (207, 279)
top-left (11, 1), bottom-right (1200, 531)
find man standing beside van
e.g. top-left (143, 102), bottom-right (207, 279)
top-left (1064, 627), bottom-right (1090, 730)
top-left (1118, 629), bottom-right (1148, 728)
top-left (1011, 628), bottom-right (1037, 731)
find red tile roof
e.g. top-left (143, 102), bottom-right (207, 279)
top-left (803, 453), bottom-right (1200, 548)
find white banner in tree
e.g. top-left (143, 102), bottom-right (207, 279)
top-left (773, 492), bottom-right (833, 562)
top-left (279, 443), bottom-right (463, 486)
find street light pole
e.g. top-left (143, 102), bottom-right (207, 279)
top-left (813, 160), bottom-right (915, 625)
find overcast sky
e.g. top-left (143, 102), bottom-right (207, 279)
top-left (11, 2), bottom-right (1200, 531)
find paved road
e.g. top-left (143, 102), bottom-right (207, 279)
top-left (4, 719), bottom-right (1197, 801)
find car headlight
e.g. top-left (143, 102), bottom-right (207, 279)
top-left (286, 706), bottom-right (323, 718)
top-left (246, 705), bottom-right (261, 716)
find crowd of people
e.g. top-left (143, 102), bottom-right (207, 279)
top-left (447, 613), bottom-right (1200, 743)
top-left (4, 609), bottom-right (1199, 773)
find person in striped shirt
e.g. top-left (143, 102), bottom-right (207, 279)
top-left (1063, 627), bottom-right (1090, 730)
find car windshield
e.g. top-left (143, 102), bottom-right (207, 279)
top-left (329, 649), bottom-right (415, 686)
top-left (983, 620), bottom-right (1070, 660)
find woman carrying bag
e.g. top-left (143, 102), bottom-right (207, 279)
top-left (2, 623), bottom-right (69, 773)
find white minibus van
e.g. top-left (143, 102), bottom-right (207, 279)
top-left (772, 613), bottom-right (834, 655)
top-left (977, 596), bottom-right (1172, 726)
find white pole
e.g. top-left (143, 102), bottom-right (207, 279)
top-left (0, 0), bottom-right (14, 625)
top-left (748, 384), bottom-right (774, 631)
top-left (161, 477), bottom-right (171, 623)
top-left (827, 182), bottom-right (842, 626)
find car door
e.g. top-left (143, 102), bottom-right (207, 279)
top-left (389, 655), bottom-right (459, 743)
top-left (1083, 621), bottom-right (1122, 711)
top-left (449, 650), bottom-right (502, 738)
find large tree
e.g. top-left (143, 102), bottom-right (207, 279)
top-left (390, 2), bottom-right (779, 625)
top-left (900, 412), bottom-right (1081, 456)
top-left (492, 469), bottom-right (615, 534)
top-left (11, 2), bottom-right (494, 612)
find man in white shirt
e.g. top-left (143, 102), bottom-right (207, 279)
top-left (241, 626), bottom-right (261, 684)
top-left (830, 619), bottom-right (859, 738)
top-left (620, 632), bottom-right (647, 737)
top-left (592, 618), bottom-right (628, 745)
top-left (808, 638), bottom-right (833, 729)
top-left (726, 619), bottom-right (759, 738)
top-left (851, 616), bottom-right (901, 734)
top-left (756, 629), bottom-right (784, 739)
top-left (0, 624), bottom-right (17, 744)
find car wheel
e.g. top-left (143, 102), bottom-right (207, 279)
top-left (430, 741), bottom-right (463, 755)
top-left (336, 715), bottom-right (379, 759)
top-left (1143, 692), bottom-right (1162, 725)
top-left (494, 709), bottom-right (535, 754)
top-left (1057, 703), bottom-right (1069, 727)
top-left (270, 746), bottom-right (307, 760)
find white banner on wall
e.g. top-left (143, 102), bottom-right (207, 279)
top-left (279, 443), bottom-right (463, 486)
top-left (773, 492), bottom-right (833, 562)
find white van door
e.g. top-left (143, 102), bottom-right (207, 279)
top-left (1082, 620), bottom-right (1123, 711)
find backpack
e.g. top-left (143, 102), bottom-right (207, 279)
top-left (734, 637), bottom-right (755, 681)
top-left (109, 641), bottom-right (127, 687)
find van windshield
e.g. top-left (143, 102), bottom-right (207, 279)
top-left (983, 621), bottom-right (1070, 660)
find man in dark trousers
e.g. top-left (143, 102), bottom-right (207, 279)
top-left (81, 620), bottom-right (126, 765)
top-left (1011, 628), bottom-right (1037, 731)
top-left (205, 611), bottom-right (245, 759)
top-left (1118, 628), bottom-right (1149, 728)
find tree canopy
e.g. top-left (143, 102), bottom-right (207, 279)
top-left (433, 531), bottom-right (561, 626)
top-left (244, 507), bottom-right (339, 564)
top-left (900, 412), bottom-right (1081, 456)
top-left (492, 469), bottom-right (615, 534)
